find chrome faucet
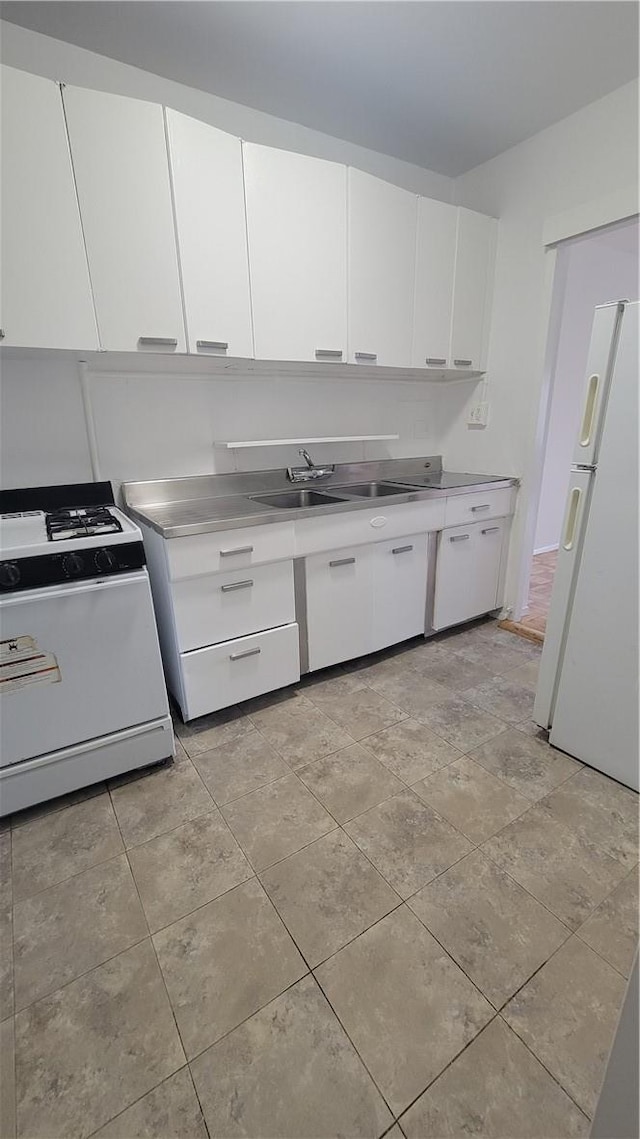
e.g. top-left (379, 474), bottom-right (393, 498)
top-left (287, 448), bottom-right (335, 483)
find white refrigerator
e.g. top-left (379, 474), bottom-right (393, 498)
top-left (533, 299), bottom-right (639, 791)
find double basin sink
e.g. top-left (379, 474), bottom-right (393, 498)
top-left (249, 482), bottom-right (413, 510)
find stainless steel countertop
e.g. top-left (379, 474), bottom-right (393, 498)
top-left (123, 458), bottom-right (518, 539)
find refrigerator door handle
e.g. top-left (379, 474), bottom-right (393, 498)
top-left (578, 373), bottom-right (600, 449)
top-left (563, 486), bottom-right (582, 551)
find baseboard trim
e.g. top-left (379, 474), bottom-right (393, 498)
top-left (498, 619), bottom-right (545, 645)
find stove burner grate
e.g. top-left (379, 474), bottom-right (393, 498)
top-left (46, 506), bottom-right (123, 542)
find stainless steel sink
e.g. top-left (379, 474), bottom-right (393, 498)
top-left (335, 482), bottom-right (411, 498)
top-left (249, 489), bottom-right (341, 509)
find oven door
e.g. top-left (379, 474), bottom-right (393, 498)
top-left (0, 571), bottom-right (169, 767)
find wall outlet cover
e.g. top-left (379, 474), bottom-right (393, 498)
top-left (468, 402), bottom-right (490, 428)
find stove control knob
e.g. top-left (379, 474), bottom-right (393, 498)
top-left (0, 561), bottom-right (20, 588)
top-left (94, 548), bottom-right (117, 573)
top-left (62, 553), bottom-right (84, 577)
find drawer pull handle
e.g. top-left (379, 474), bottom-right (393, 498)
top-left (471, 504), bottom-right (490, 512)
top-left (449, 534), bottom-right (470, 543)
top-left (355, 352), bottom-right (377, 362)
top-left (392, 545), bottom-right (413, 555)
top-left (315, 349), bottom-right (343, 360)
top-left (138, 337), bottom-right (178, 347)
top-left (229, 647), bottom-right (261, 661)
top-left (221, 579), bottom-right (254, 592)
top-left (197, 340), bottom-right (228, 352)
top-left (481, 527), bottom-right (500, 535)
top-left (425, 357), bottom-right (446, 366)
top-left (220, 545), bottom-right (254, 558)
top-left (330, 557), bottom-right (356, 567)
top-left (454, 358), bottom-right (473, 367)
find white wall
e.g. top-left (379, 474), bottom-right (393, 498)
top-left (534, 219), bottom-right (639, 552)
top-left (450, 77), bottom-right (639, 613)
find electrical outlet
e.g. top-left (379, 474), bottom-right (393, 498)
top-left (468, 402), bottom-right (490, 428)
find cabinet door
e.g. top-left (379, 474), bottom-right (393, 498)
top-left (0, 66), bottom-right (97, 349)
top-left (305, 544), bottom-right (373, 670)
top-left (62, 86), bottom-right (186, 352)
top-left (411, 198), bottom-right (457, 369)
top-left (450, 208), bottom-right (497, 371)
top-left (166, 109), bottom-right (253, 358)
top-left (348, 169), bottom-right (417, 367)
top-left (244, 143), bottom-right (347, 362)
top-left (433, 520), bottom-right (505, 631)
top-left (372, 533), bottom-right (428, 651)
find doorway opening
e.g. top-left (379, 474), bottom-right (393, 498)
top-left (516, 215), bottom-right (639, 640)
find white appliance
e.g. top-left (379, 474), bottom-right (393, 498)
top-left (0, 482), bottom-right (174, 815)
top-left (534, 300), bottom-right (638, 791)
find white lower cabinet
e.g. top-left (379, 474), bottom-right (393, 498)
top-left (371, 534), bottom-right (428, 652)
top-left (181, 623), bottom-right (300, 719)
top-left (433, 519), bottom-right (505, 631)
top-left (173, 560), bottom-right (295, 653)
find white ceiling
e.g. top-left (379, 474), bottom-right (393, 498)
top-left (1, 1), bottom-right (638, 177)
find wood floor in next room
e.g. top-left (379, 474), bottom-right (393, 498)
top-left (1, 618), bottom-right (637, 1138)
top-left (520, 549), bottom-right (559, 637)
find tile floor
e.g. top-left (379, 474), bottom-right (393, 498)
top-left (520, 550), bottom-right (558, 636)
top-left (1, 617), bottom-right (638, 1138)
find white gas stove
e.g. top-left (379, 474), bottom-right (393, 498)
top-left (0, 482), bottom-right (174, 816)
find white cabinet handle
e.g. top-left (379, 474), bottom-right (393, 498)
top-left (449, 534), bottom-right (470, 542)
top-left (471, 504), bottom-right (490, 512)
top-left (579, 373), bottom-right (599, 447)
top-left (355, 352), bottom-right (377, 362)
top-left (563, 487), bottom-right (582, 550)
top-left (454, 358), bottom-right (473, 367)
top-left (392, 545), bottom-right (413, 554)
top-left (330, 557), bottom-right (356, 567)
top-left (315, 349), bottom-right (343, 360)
top-left (425, 357), bottom-right (446, 366)
top-left (221, 579), bottom-right (254, 592)
top-left (481, 527), bottom-right (500, 535)
top-left (138, 337), bottom-right (178, 347)
top-left (229, 646), bottom-right (261, 661)
top-left (197, 340), bottom-right (228, 352)
top-left (220, 545), bottom-right (254, 558)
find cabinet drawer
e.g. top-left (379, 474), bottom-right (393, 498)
top-left (180, 623), bottom-right (300, 719)
top-left (444, 487), bottom-right (513, 528)
top-left (167, 522), bottom-right (295, 581)
top-left (433, 520), bottom-right (505, 631)
top-left (173, 560), bottom-right (295, 652)
top-left (296, 499), bottom-right (444, 556)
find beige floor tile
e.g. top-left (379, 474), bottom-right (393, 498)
top-left (191, 729), bottom-right (290, 805)
top-left (345, 790), bottom-right (472, 899)
top-left (110, 752), bottom-right (214, 848)
top-left (248, 692), bottom-right (353, 768)
top-left (154, 879), bottom-right (306, 1057)
top-left (312, 685), bottom-right (407, 741)
top-left (384, 1127), bottom-right (405, 1139)
top-left (221, 773), bottom-right (336, 870)
top-left (401, 1016), bottom-right (589, 1138)
top-left (93, 1068), bottom-right (207, 1138)
top-left (316, 906), bottom-right (492, 1116)
top-left (0, 829), bottom-right (11, 913)
top-left (11, 795), bottom-right (123, 901)
top-left (174, 705), bottom-right (254, 757)
top-left (0, 909), bottom-right (13, 1020)
top-left (463, 676), bottom-right (535, 725)
top-left (454, 639), bottom-right (534, 676)
top-left (9, 782), bottom-right (106, 829)
top-left (504, 937), bottom-right (626, 1117)
top-left (413, 756), bottom-right (530, 843)
top-left (127, 811), bottom-right (252, 933)
top-left (363, 718), bottom-right (462, 785)
top-left (408, 643), bottom-right (497, 691)
top-left (261, 829), bottom-right (399, 966)
top-left (300, 669), bottom-right (369, 704)
top-left (483, 805), bottom-right (628, 930)
top-left (577, 865), bottom-right (639, 977)
top-left (470, 728), bottom-right (581, 801)
top-left (0, 1017), bottom-right (16, 1139)
top-left (411, 695), bottom-right (505, 753)
top-left (191, 974), bottom-right (392, 1138)
top-left (298, 743), bottom-right (404, 823)
top-left (541, 767), bottom-right (639, 868)
top-left (408, 850), bottom-right (569, 1007)
top-left (504, 658), bottom-right (540, 692)
top-left (14, 854), bottom-right (147, 1010)
top-left (366, 669), bottom-right (454, 721)
top-left (15, 940), bottom-right (185, 1139)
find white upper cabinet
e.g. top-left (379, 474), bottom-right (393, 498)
top-left (243, 143), bottom-right (347, 362)
top-left (449, 207), bottom-right (497, 371)
top-left (411, 197), bottom-right (457, 369)
top-left (348, 169), bottom-right (417, 368)
top-left (166, 109), bottom-right (253, 358)
top-left (62, 86), bottom-right (185, 353)
top-left (0, 66), bottom-right (97, 350)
